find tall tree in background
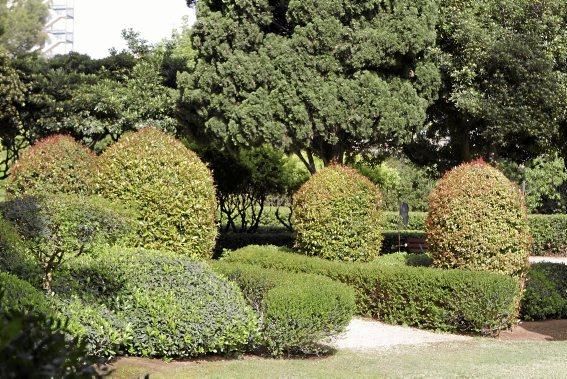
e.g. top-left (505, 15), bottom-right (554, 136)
top-left (180, 0), bottom-right (441, 172)
top-left (0, 0), bottom-right (48, 55)
top-left (406, 0), bottom-right (567, 170)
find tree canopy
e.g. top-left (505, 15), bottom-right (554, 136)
top-left (0, 0), bottom-right (48, 55)
top-left (180, 0), bottom-right (441, 171)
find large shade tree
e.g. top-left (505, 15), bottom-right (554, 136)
top-left (180, 0), bottom-right (441, 172)
top-left (406, 0), bottom-right (567, 170)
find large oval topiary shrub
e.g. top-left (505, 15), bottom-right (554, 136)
top-left (426, 160), bottom-right (531, 277)
top-left (292, 165), bottom-right (383, 262)
top-left (95, 127), bottom-right (217, 259)
top-left (6, 135), bottom-right (95, 198)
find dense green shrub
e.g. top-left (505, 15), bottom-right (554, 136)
top-left (0, 272), bottom-right (51, 315)
top-left (520, 263), bottom-right (567, 321)
top-left (528, 215), bottom-right (567, 256)
top-left (383, 211), bottom-right (427, 230)
top-left (1, 195), bottom-right (134, 292)
top-left (53, 247), bottom-right (258, 358)
top-left (0, 278), bottom-right (106, 378)
top-left (0, 216), bottom-right (40, 283)
top-left (293, 165), bottom-right (383, 262)
top-left (6, 135), bottom-right (95, 198)
top-left (427, 160), bottom-right (531, 277)
top-left (213, 262), bottom-right (355, 356)
top-left (224, 246), bottom-right (520, 335)
top-left (95, 127), bottom-right (217, 259)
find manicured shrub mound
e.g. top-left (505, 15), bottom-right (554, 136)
top-left (213, 262), bottom-right (355, 356)
top-left (6, 135), bottom-right (95, 198)
top-left (521, 263), bottom-right (567, 321)
top-left (96, 127), bottom-right (217, 259)
top-left (0, 272), bottom-right (51, 315)
top-left (293, 165), bottom-right (383, 262)
top-left (53, 247), bottom-right (257, 358)
top-left (224, 246), bottom-right (521, 335)
top-left (426, 160), bottom-right (531, 277)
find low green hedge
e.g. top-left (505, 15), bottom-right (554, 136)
top-left (213, 262), bottom-right (355, 356)
top-left (521, 263), bottom-right (567, 321)
top-left (383, 211), bottom-right (427, 230)
top-left (53, 247), bottom-right (258, 358)
top-left (0, 272), bottom-right (51, 316)
top-left (223, 246), bottom-right (521, 335)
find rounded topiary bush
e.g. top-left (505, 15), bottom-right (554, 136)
top-left (95, 127), bottom-right (217, 259)
top-left (426, 160), bottom-right (531, 277)
top-left (292, 165), bottom-right (383, 262)
top-left (6, 135), bottom-right (95, 197)
top-left (53, 247), bottom-right (258, 358)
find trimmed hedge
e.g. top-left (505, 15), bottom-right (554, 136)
top-left (95, 127), bottom-right (217, 259)
top-left (293, 165), bottom-right (383, 262)
top-left (383, 211), bottom-right (426, 230)
top-left (427, 160), bottom-right (531, 277)
top-left (0, 272), bottom-right (51, 316)
top-left (53, 247), bottom-right (257, 358)
top-left (521, 263), bottom-right (567, 321)
top-left (213, 262), bottom-right (355, 356)
top-left (6, 135), bottom-right (95, 198)
top-left (224, 246), bottom-right (521, 335)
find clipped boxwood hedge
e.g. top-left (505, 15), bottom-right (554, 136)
top-left (53, 247), bottom-right (258, 358)
top-left (6, 135), bottom-right (95, 198)
top-left (95, 127), bottom-right (217, 259)
top-left (293, 165), bottom-right (383, 262)
top-left (383, 211), bottom-right (427, 231)
top-left (0, 272), bottom-right (51, 316)
top-left (213, 262), bottom-right (355, 356)
top-left (224, 245), bottom-right (521, 335)
top-left (521, 263), bottom-right (567, 321)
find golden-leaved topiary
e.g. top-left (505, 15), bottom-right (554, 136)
top-left (292, 165), bottom-right (383, 262)
top-left (426, 159), bottom-right (531, 277)
top-left (6, 135), bottom-right (95, 198)
top-left (95, 127), bottom-right (217, 259)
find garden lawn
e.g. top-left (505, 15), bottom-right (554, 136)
top-left (112, 339), bottom-right (567, 378)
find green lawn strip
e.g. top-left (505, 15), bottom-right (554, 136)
top-left (112, 339), bottom-right (567, 379)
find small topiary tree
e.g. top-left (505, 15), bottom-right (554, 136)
top-left (95, 127), bottom-right (217, 259)
top-left (426, 159), bottom-right (531, 277)
top-left (6, 135), bottom-right (95, 198)
top-left (292, 165), bottom-right (383, 262)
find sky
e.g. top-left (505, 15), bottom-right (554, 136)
top-left (72, 0), bottom-right (195, 58)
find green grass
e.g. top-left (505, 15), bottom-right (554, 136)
top-left (0, 179), bottom-right (5, 202)
top-left (112, 339), bottom-right (567, 378)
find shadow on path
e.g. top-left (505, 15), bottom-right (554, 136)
top-left (499, 319), bottom-right (567, 341)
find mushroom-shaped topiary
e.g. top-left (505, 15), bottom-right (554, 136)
top-left (6, 135), bottom-right (95, 198)
top-left (95, 127), bottom-right (217, 259)
top-left (292, 165), bottom-right (383, 262)
top-left (426, 159), bottom-right (531, 277)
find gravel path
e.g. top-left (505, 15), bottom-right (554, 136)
top-left (529, 256), bottom-right (567, 264)
top-left (328, 318), bottom-right (470, 351)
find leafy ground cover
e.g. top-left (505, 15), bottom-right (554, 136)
top-left (112, 339), bottom-right (567, 378)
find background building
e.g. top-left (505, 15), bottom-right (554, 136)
top-left (42, 0), bottom-right (74, 56)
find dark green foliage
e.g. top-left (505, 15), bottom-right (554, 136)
top-left (427, 161), bottom-right (531, 277)
top-left (96, 127), bottom-right (217, 259)
top-left (224, 246), bottom-right (521, 335)
top-left (528, 215), bottom-right (567, 256)
top-left (53, 247), bottom-right (258, 358)
top-left (521, 263), bottom-right (567, 321)
top-left (0, 273), bottom-right (106, 378)
top-left (383, 211), bottom-right (427, 230)
top-left (0, 216), bottom-right (40, 282)
top-left (182, 0), bottom-right (441, 165)
top-left (0, 195), bottom-right (134, 292)
top-left (293, 165), bottom-right (383, 262)
top-left (215, 229), bottom-right (294, 257)
top-left (381, 231), bottom-right (426, 254)
top-left (213, 262), bottom-right (355, 356)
